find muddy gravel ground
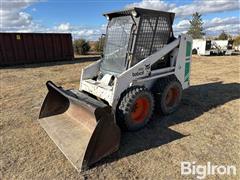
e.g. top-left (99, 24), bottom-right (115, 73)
top-left (1, 56), bottom-right (240, 179)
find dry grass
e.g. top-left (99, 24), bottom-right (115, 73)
top-left (1, 56), bottom-right (240, 179)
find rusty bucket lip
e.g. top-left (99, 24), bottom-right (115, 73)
top-left (38, 81), bottom-right (121, 171)
top-left (43, 81), bottom-right (108, 113)
top-left (46, 81), bottom-right (108, 107)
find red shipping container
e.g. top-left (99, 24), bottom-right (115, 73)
top-left (0, 33), bottom-right (74, 66)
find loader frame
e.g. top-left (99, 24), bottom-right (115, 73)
top-left (80, 34), bottom-right (192, 107)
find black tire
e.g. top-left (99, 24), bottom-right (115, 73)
top-left (153, 76), bottom-right (182, 115)
top-left (116, 86), bottom-right (154, 131)
top-left (192, 49), bottom-right (198, 55)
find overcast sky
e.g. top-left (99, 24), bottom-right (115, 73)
top-left (1, 0), bottom-right (239, 40)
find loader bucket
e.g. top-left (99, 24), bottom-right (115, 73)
top-left (38, 81), bottom-right (121, 171)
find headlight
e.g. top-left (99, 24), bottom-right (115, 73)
top-left (105, 15), bottom-right (110, 20)
top-left (131, 10), bottom-right (138, 17)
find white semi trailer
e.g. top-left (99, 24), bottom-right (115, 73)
top-left (192, 39), bottom-right (212, 55)
top-left (192, 39), bottom-right (234, 56)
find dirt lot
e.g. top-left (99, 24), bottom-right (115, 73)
top-left (1, 56), bottom-right (240, 179)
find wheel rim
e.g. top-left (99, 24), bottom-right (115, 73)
top-left (165, 86), bottom-right (179, 107)
top-left (131, 97), bottom-right (150, 123)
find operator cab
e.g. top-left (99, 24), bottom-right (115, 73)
top-left (100, 7), bottom-right (175, 75)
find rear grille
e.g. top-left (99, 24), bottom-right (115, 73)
top-left (132, 15), bottom-right (171, 65)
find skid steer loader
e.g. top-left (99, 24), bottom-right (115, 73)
top-left (38, 7), bottom-right (192, 171)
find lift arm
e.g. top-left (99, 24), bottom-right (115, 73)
top-left (111, 34), bottom-right (192, 107)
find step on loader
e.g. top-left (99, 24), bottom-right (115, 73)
top-left (38, 7), bottom-right (192, 171)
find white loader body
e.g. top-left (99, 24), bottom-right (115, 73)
top-left (80, 34), bottom-right (192, 107)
